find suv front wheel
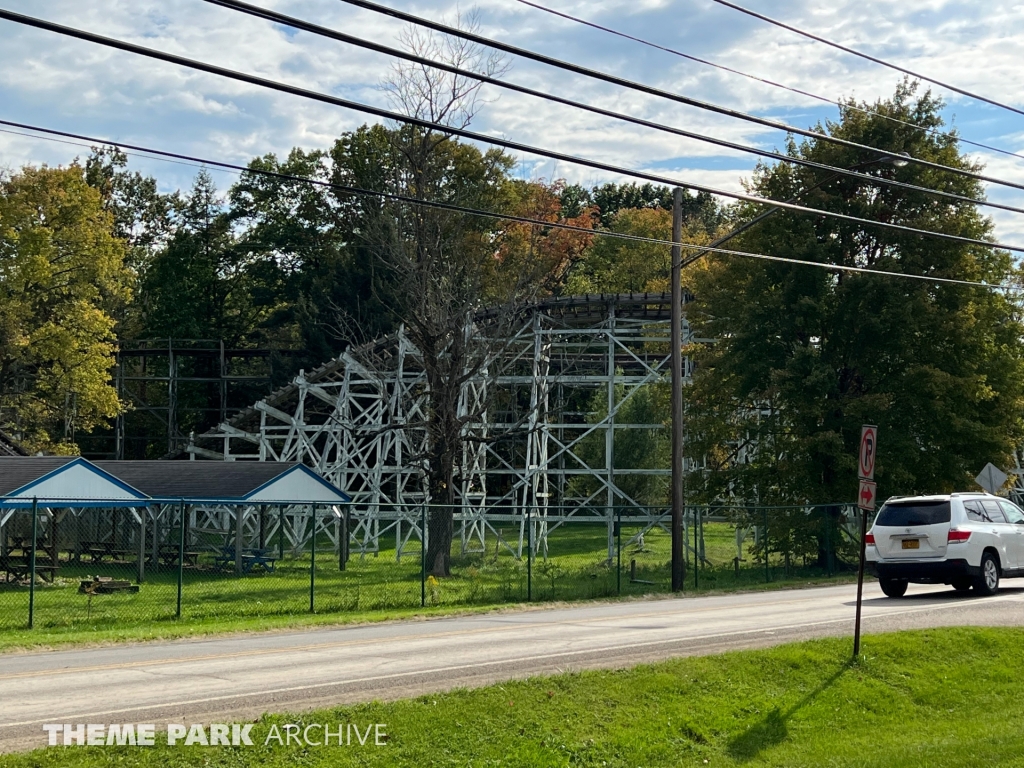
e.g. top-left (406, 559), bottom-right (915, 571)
top-left (879, 578), bottom-right (909, 598)
top-left (973, 552), bottom-right (1000, 596)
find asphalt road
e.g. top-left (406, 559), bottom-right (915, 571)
top-left (3, 581), bottom-right (1024, 752)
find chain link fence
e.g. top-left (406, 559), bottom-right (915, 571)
top-left (0, 500), bottom-right (861, 633)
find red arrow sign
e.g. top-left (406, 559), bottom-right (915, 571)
top-left (858, 480), bottom-right (876, 511)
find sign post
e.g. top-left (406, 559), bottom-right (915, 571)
top-left (854, 425), bottom-right (877, 658)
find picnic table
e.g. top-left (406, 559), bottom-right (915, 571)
top-left (213, 546), bottom-right (277, 574)
top-left (155, 543), bottom-right (200, 568)
top-left (1, 553), bottom-right (59, 583)
top-left (4, 536), bottom-right (45, 556)
top-left (78, 541), bottom-right (132, 565)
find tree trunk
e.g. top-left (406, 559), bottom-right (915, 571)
top-left (421, 348), bottom-right (462, 577)
top-left (426, 502), bottom-right (453, 577)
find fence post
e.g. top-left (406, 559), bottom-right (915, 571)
top-left (420, 504), bottom-right (426, 608)
top-left (824, 507), bottom-right (832, 577)
top-left (763, 506), bottom-right (770, 582)
top-left (527, 507), bottom-right (533, 602)
top-left (339, 506), bottom-right (348, 572)
top-left (137, 508), bottom-right (146, 583)
top-left (309, 505), bottom-right (316, 613)
top-left (616, 509), bottom-right (621, 596)
top-left (693, 506), bottom-right (699, 590)
top-left (176, 499), bottom-right (185, 619)
top-left (28, 496), bottom-right (37, 629)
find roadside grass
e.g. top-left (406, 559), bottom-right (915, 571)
top-left (3, 627), bottom-right (1022, 767)
top-left (0, 522), bottom-right (854, 652)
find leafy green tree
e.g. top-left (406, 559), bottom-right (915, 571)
top-left (0, 164), bottom-right (131, 452)
top-left (687, 83), bottom-right (1024, 519)
top-left (84, 147), bottom-right (177, 272)
top-left (84, 147), bottom-right (178, 340)
top-left (140, 171), bottom-right (267, 346)
top-left (565, 207), bottom-right (713, 294)
top-left (228, 146), bottom-right (377, 367)
top-left (565, 182), bottom-right (721, 230)
top-left (569, 382), bottom-right (670, 508)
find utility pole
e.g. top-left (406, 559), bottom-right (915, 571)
top-left (671, 187), bottom-right (685, 592)
top-left (664, 159), bottom-right (903, 595)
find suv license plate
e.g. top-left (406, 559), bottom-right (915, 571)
top-left (902, 539), bottom-right (920, 550)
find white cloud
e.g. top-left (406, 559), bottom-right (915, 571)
top-left (0, 0), bottom-right (1021, 247)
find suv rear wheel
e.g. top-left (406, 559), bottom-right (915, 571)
top-left (973, 552), bottom-right (1000, 596)
top-left (879, 578), bottom-right (909, 598)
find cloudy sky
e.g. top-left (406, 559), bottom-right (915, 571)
top-left (1, 0), bottom-right (1022, 244)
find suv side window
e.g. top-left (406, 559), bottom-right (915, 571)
top-left (964, 500), bottom-right (987, 522)
top-left (982, 500), bottom-right (1008, 523)
top-left (999, 501), bottom-right (1024, 525)
top-left (964, 500), bottom-right (1006, 523)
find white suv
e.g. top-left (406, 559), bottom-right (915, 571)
top-left (866, 493), bottom-right (1024, 597)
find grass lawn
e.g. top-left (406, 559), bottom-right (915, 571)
top-left (0, 522), bottom-right (855, 652)
top-left (3, 626), bottom-right (1022, 767)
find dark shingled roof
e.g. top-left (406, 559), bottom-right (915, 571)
top-left (93, 461), bottom-right (301, 500)
top-left (0, 457), bottom-right (75, 495)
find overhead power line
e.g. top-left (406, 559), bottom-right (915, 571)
top-left (2, 9), bottom-right (1021, 255)
top-left (330, 0), bottom-right (1024, 196)
top-left (0, 117), bottom-right (1013, 293)
top-left (516, 0), bottom-right (1024, 163)
top-left (708, 0), bottom-right (1024, 119)
top-left (198, 0), bottom-right (1024, 219)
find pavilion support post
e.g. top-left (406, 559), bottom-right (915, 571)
top-left (278, 505), bottom-right (285, 561)
top-left (73, 509), bottom-right (82, 564)
top-left (309, 504), bottom-right (317, 613)
top-left (49, 510), bottom-right (59, 570)
top-left (137, 508), bottom-right (146, 583)
top-left (234, 506), bottom-right (244, 576)
top-left (151, 505), bottom-right (160, 573)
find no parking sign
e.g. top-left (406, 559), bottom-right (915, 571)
top-left (859, 425), bottom-right (877, 481)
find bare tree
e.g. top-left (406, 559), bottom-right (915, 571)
top-left (380, 9), bottom-right (509, 130)
top-left (344, 15), bottom-right (549, 576)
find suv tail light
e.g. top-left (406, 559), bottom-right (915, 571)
top-left (948, 529), bottom-right (972, 543)
top-left (864, 533), bottom-right (875, 545)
